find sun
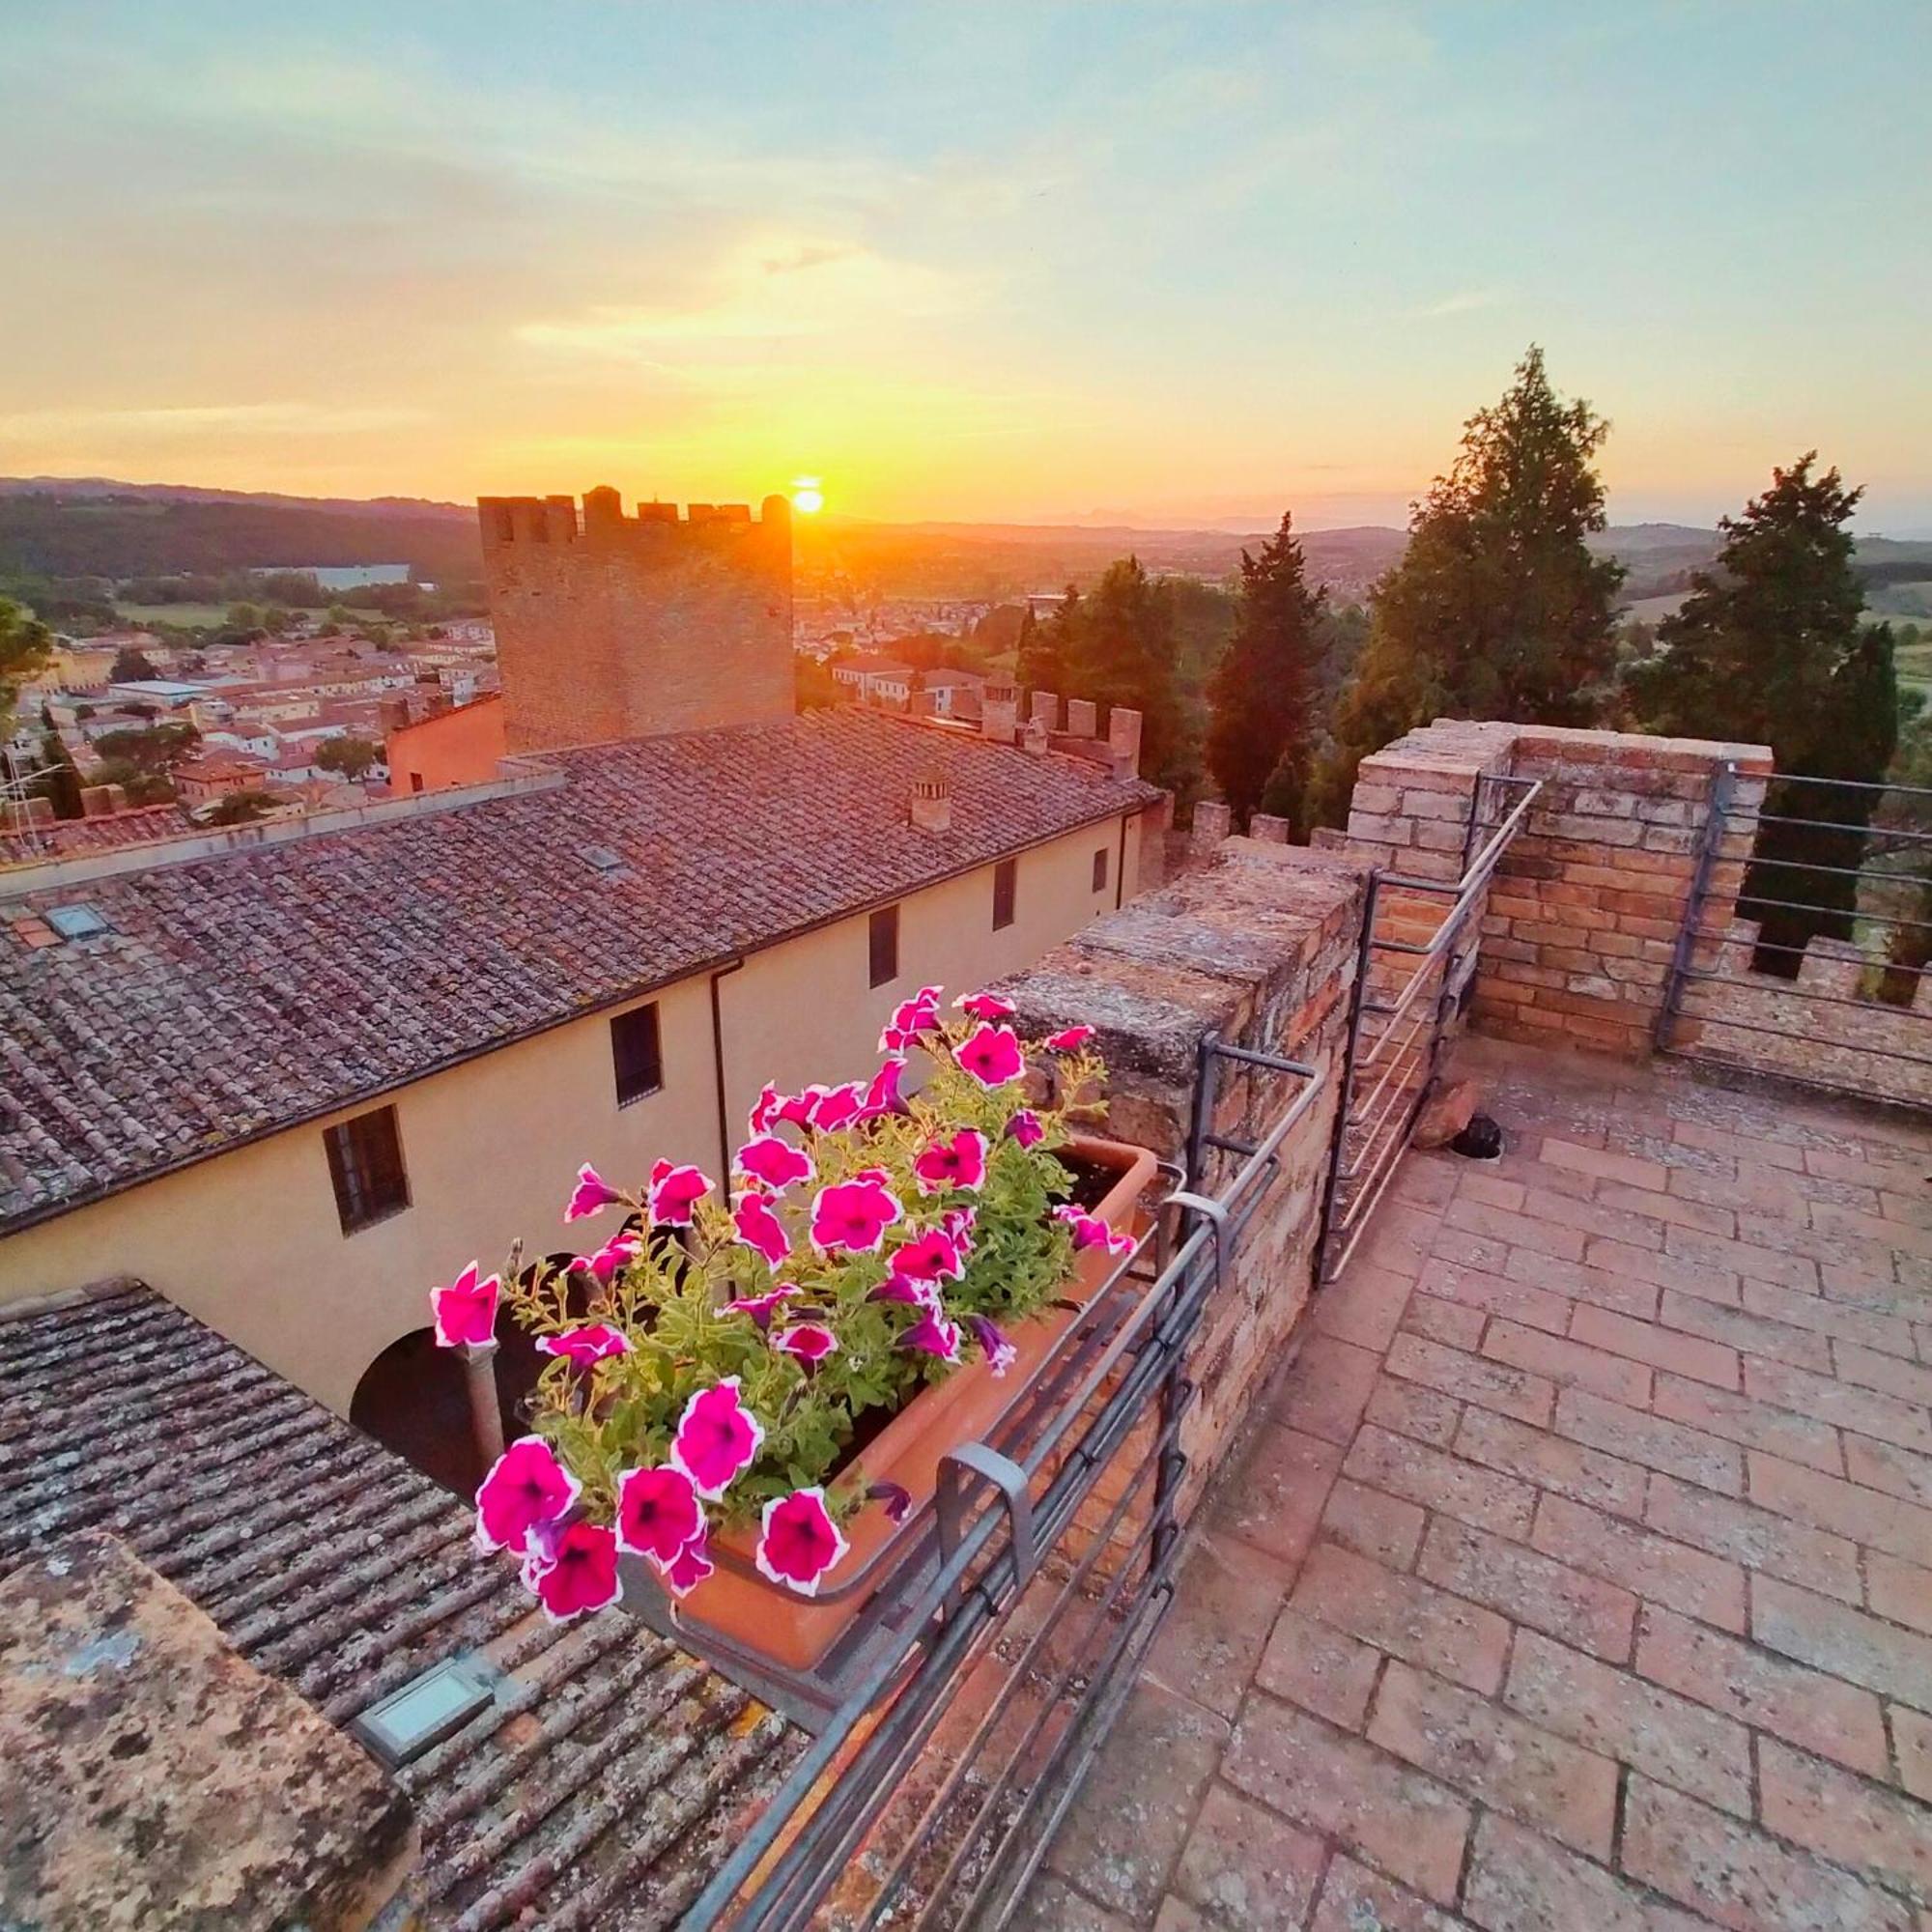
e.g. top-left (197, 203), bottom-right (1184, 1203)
top-left (790, 475), bottom-right (824, 516)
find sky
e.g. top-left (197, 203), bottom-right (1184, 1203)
top-left (2, 3), bottom-right (1927, 532)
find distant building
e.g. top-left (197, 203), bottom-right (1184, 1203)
top-left (920, 667), bottom-right (987, 721)
top-left (171, 752), bottom-right (273, 808)
top-left (831, 653), bottom-right (916, 709)
top-left (285, 563), bottom-right (412, 591)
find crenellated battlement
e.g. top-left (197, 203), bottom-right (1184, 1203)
top-left (477, 487), bottom-right (790, 554)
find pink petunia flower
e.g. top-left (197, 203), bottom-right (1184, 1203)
top-left (856, 1056), bottom-right (906, 1121)
top-left (809, 1176), bottom-right (903, 1255)
top-left (879, 986), bottom-right (943, 1053)
top-left (942, 1204), bottom-right (979, 1241)
top-left (901, 1307), bottom-right (963, 1363)
top-left (662, 1530), bottom-right (715, 1597)
top-left (1044, 1024), bottom-right (1095, 1053)
top-left (867, 1479), bottom-right (913, 1525)
top-left (523, 1520), bottom-right (621, 1622)
top-left (563, 1162), bottom-right (626, 1223)
top-left (754, 1488), bottom-right (850, 1597)
top-left (579, 1233), bottom-right (642, 1286)
top-left (614, 1463), bottom-right (704, 1565)
top-left (737, 1133), bottom-right (814, 1192)
top-left (474, 1435), bottom-right (580, 1552)
top-left (748, 1083), bottom-right (785, 1136)
top-left (648, 1159), bottom-right (712, 1226)
top-left (809, 1082), bottom-right (865, 1132)
top-left (955, 1023), bottom-right (1025, 1089)
top-left (773, 1321), bottom-right (839, 1365)
top-left (668, 1378), bottom-right (765, 1499)
top-left (1008, 1109), bottom-right (1045, 1149)
top-left (1054, 1204), bottom-right (1135, 1257)
top-left (955, 989), bottom-right (1017, 1021)
top-left (431, 1262), bottom-right (500, 1349)
top-left (888, 1226), bottom-right (968, 1285)
top-left (776, 1088), bottom-right (822, 1128)
top-left (867, 1274), bottom-right (935, 1308)
top-left (732, 1192), bottom-right (792, 1268)
top-left (725, 1283), bottom-right (800, 1331)
top-left (967, 1314), bottom-right (1018, 1378)
top-left (535, 1323), bottom-right (631, 1369)
top-left (913, 1126), bottom-right (989, 1195)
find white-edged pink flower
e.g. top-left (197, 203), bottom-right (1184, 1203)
top-left (867, 1274), bottom-right (935, 1308)
top-left (914, 1126), bottom-right (989, 1195)
top-left (955, 989), bottom-right (1017, 1021)
top-left (867, 1480), bottom-right (914, 1525)
top-left (955, 1023), bottom-right (1025, 1089)
top-left (1044, 1024), bottom-right (1095, 1053)
top-left (1008, 1109), bottom-right (1045, 1149)
top-left (431, 1262), bottom-right (499, 1349)
top-left (777, 1088), bottom-right (823, 1128)
top-left (810, 1176), bottom-right (903, 1255)
top-left (725, 1283), bottom-right (800, 1331)
top-left (889, 1225), bottom-right (969, 1285)
top-left (749, 1083), bottom-right (785, 1136)
top-left (732, 1191), bottom-right (792, 1267)
top-left (474, 1435), bottom-right (580, 1551)
top-left (662, 1530), bottom-right (715, 1597)
top-left (809, 1082), bottom-right (865, 1132)
top-left (942, 1204), bottom-right (979, 1242)
top-left (523, 1520), bottom-right (620, 1622)
top-left (648, 1159), bottom-right (712, 1226)
top-left (668, 1378), bottom-right (765, 1499)
top-left (535, 1323), bottom-right (631, 1369)
top-left (1054, 1204), bottom-right (1135, 1257)
top-left (736, 1133), bottom-right (814, 1192)
top-left (614, 1463), bottom-right (704, 1565)
top-left (901, 1307), bottom-right (963, 1363)
top-left (879, 986), bottom-right (943, 1053)
top-left (563, 1162), bottom-right (625, 1223)
top-left (856, 1056), bottom-right (906, 1121)
top-left (774, 1321), bottom-right (839, 1366)
top-left (754, 1488), bottom-right (850, 1597)
top-left (968, 1313), bottom-right (1018, 1378)
top-left (578, 1232), bottom-right (641, 1285)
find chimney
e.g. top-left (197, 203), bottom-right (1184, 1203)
top-left (981, 681), bottom-right (1018, 746)
top-left (79, 785), bottom-right (113, 819)
top-left (102, 782), bottom-right (128, 813)
top-left (910, 773), bottom-right (952, 833)
top-left (1029, 691), bottom-right (1062, 733)
top-left (1021, 716), bottom-right (1050, 754)
top-left (1065, 697), bottom-right (1098, 739)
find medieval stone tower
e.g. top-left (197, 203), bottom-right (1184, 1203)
top-left (476, 487), bottom-right (794, 753)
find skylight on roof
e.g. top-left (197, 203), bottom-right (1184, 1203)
top-left (350, 1653), bottom-right (502, 1766)
top-left (582, 845), bottom-right (625, 873)
top-left (45, 904), bottom-right (110, 940)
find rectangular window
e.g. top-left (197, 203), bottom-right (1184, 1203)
top-left (1093, 845), bottom-right (1110, 894)
top-left (325, 1105), bottom-right (410, 1235)
top-left (611, 1003), bottom-right (664, 1107)
top-left (868, 904), bottom-right (899, 988)
top-left (992, 857), bottom-right (1017, 931)
top-left (409, 772), bottom-right (425, 794)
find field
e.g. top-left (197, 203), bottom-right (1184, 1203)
top-left (114, 602), bottom-right (251, 628)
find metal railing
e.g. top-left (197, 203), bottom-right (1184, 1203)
top-left (1316, 772), bottom-right (1543, 1280)
top-left (1658, 765), bottom-right (1932, 1109)
top-left (684, 1043), bottom-right (1323, 1930)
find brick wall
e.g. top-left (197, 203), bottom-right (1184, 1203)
top-left (478, 489), bottom-right (794, 753)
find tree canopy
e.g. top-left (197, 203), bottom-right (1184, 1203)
top-left (315, 734), bottom-right (381, 781)
top-left (0, 596), bottom-right (52, 730)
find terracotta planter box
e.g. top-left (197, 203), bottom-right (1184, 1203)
top-left (648, 1132), bottom-right (1158, 1671)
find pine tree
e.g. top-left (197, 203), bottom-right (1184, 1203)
top-left (1308, 347), bottom-right (1624, 825)
top-left (1205, 512), bottom-right (1326, 831)
top-left (1627, 454), bottom-right (1897, 974)
top-left (1016, 586), bottom-right (1077, 694)
top-left (1064, 557), bottom-right (1188, 787)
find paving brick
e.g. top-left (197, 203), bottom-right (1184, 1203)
top-left (1621, 1775), bottom-right (1916, 1932)
top-left (1365, 1375), bottom-right (1464, 1448)
top-left (1846, 1435), bottom-right (1932, 1511)
top-left (1152, 1895), bottom-right (1208, 1932)
top-left (1310, 1853), bottom-right (1463, 1932)
top-left (1208, 1424), bottom-right (1344, 1570)
top-left (1275, 1331), bottom-right (1383, 1446)
top-left (1662, 1223), bottom-right (1821, 1293)
top-left (1009, 1875), bottom-right (1136, 1932)
top-left (1503, 1243), bottom-right (1662, 1319)
top-left (1344, 1422), bottom-right (1538, 1540)
top-left (1583, 1236), bottom-right (1741, 1307)
top-left (1320, 1476), bottom-right (1427, 1571)
top-left (1745, 1358), bottom-right (1932, 1455)
top-left (1651, 1374), bottom-right (1843, 1475)
top-left (1390, 1330), bottom-right (1558, 1425)
top-left (1657, 1290), bottom-right (1833, 1373)
top-left (1312, 1258), bottom-right (1417, 1352)
top-left (1458, 1171), bottom-right (1526, 1212)
top-left (1568, 1302), bottom-right (1740, 1389)
top-left (1171, 1781), bottom-right (1328, 1932)
top-left (1403, 1293), bottom-right (1490, 1350)
top-left (1742, 1281), bottom-right (1917, 1358)
top-left (1433, 1225), bottom-right (1513, 1273)
top-left (1445, 1197), bottom-right (1587, 1262)
top-left (1554, 1387), bottom-right (1746, 1494)
top-left (1518, 1185), bottom-right (1668, 1252)
top-left (1222, 1694), bottom-right (1472, 1907)
top-left (1419, 1516), bottom-right (1637, 1662)
top-left (1368, 1661), bottom-right (1618, 1860)
top-left (1753, 1575), bottom-right (1932, 1714)
top-left (1866, 1551), bottom-right (1932, 1637)
top-left (1419, 1256), bottom-right (1572, 1334)
top-left (1453, 1405), bottom-right (1647, 1518)
top-left (1531, 1492), bottom-right (1747, 1633)
top-left (1757, 1736), bottom-right (1932, 1907)
top-left (1540, 1135), bottom-right (1668, 1191)
top-left (1291, 1540), bottom-right (1511, 1695)
top-left (1503, 1628), bottom-right (1752, 1815)
top-left (1463, 1811), bottom-right (1707, 1932)
top-left (1145, 1532), bottom-right (1295, 1721)
top-left (1643, 1471), bottom-right (1862, 1605)
top-left (1254, 1601), bottom-right (1384, 1730)
top-left (1483, 1320), bottom-right (1654, 1406)
top-left (1836, 1342), bottom-right (1932, 1409)
top-left (1893, 1705), bottom-right (1932, 1803)
top-left (1748, 1451), bottom-right (1932, 1567)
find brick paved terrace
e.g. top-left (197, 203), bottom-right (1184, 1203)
top-left (1024, 1036), bottom-right (1932, 1932)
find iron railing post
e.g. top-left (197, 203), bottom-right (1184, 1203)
top-left (1315, 867), bottom-right (1381, 1287)
top-left (1656, 757), bottom-right (1738, 1052)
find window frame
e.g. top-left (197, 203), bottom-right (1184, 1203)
top-left (325, 1104), bottom-right (411, 1236)
top-left (610, 1001), bottom-right (665, 1108)
top-left (868, 903), bottom-right (900, 989)
top-left (1092, 844), bottom-right (1110, 894)
top-left (992, 856), bottom-right (1017, 931)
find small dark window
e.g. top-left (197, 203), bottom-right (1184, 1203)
top-left (409, 772), bottom-right (425, 794)
top-left (611, 1003), bottom-right (664, 1106)
top-left (992, 857), bottom-right (1017, 931)
top-left (325, 1105), bottom-right (410, 1235)
top-left (1093, 845), bottom-right (1109, 893)
top-left (868, 904), bottom-right (899, 988)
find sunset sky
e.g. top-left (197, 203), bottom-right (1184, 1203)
top-left (4, 3), bottom-right (1927, 530)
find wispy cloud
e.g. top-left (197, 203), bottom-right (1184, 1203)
top-left (0, 403), bottom-right (427, 437)
top-left (1412, 289), bottom-right (1510, 319)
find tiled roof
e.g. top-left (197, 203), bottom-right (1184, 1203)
top-left (0, 707), bottom-right (1158, 1228)
top-left (0, 1283), bottom-right (801, 1926)
top-left (0, 804), bottom-right (192, 869)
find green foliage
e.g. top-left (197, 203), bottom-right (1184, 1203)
top-left (1206, 512), bottom-right (1327, 832)
top-left (92, 721), bottom-right (199, 772)
top-left (1016, 588), bottom-right (1075, 694)
top-left (0, 596), bottom-right (51, 729)
top-left (1628, 455), bottom-right (1897, 973)
top-left (110, 644), bottom-right (159, 682)
top-left (794, 655), bottom-right (840, 710)
top-left (315, 734), bottom-right (380, 781)
top-left (203, 789), bottom-right (278, 826)
top-left (1310, 347), bottom-right (1624, 825)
